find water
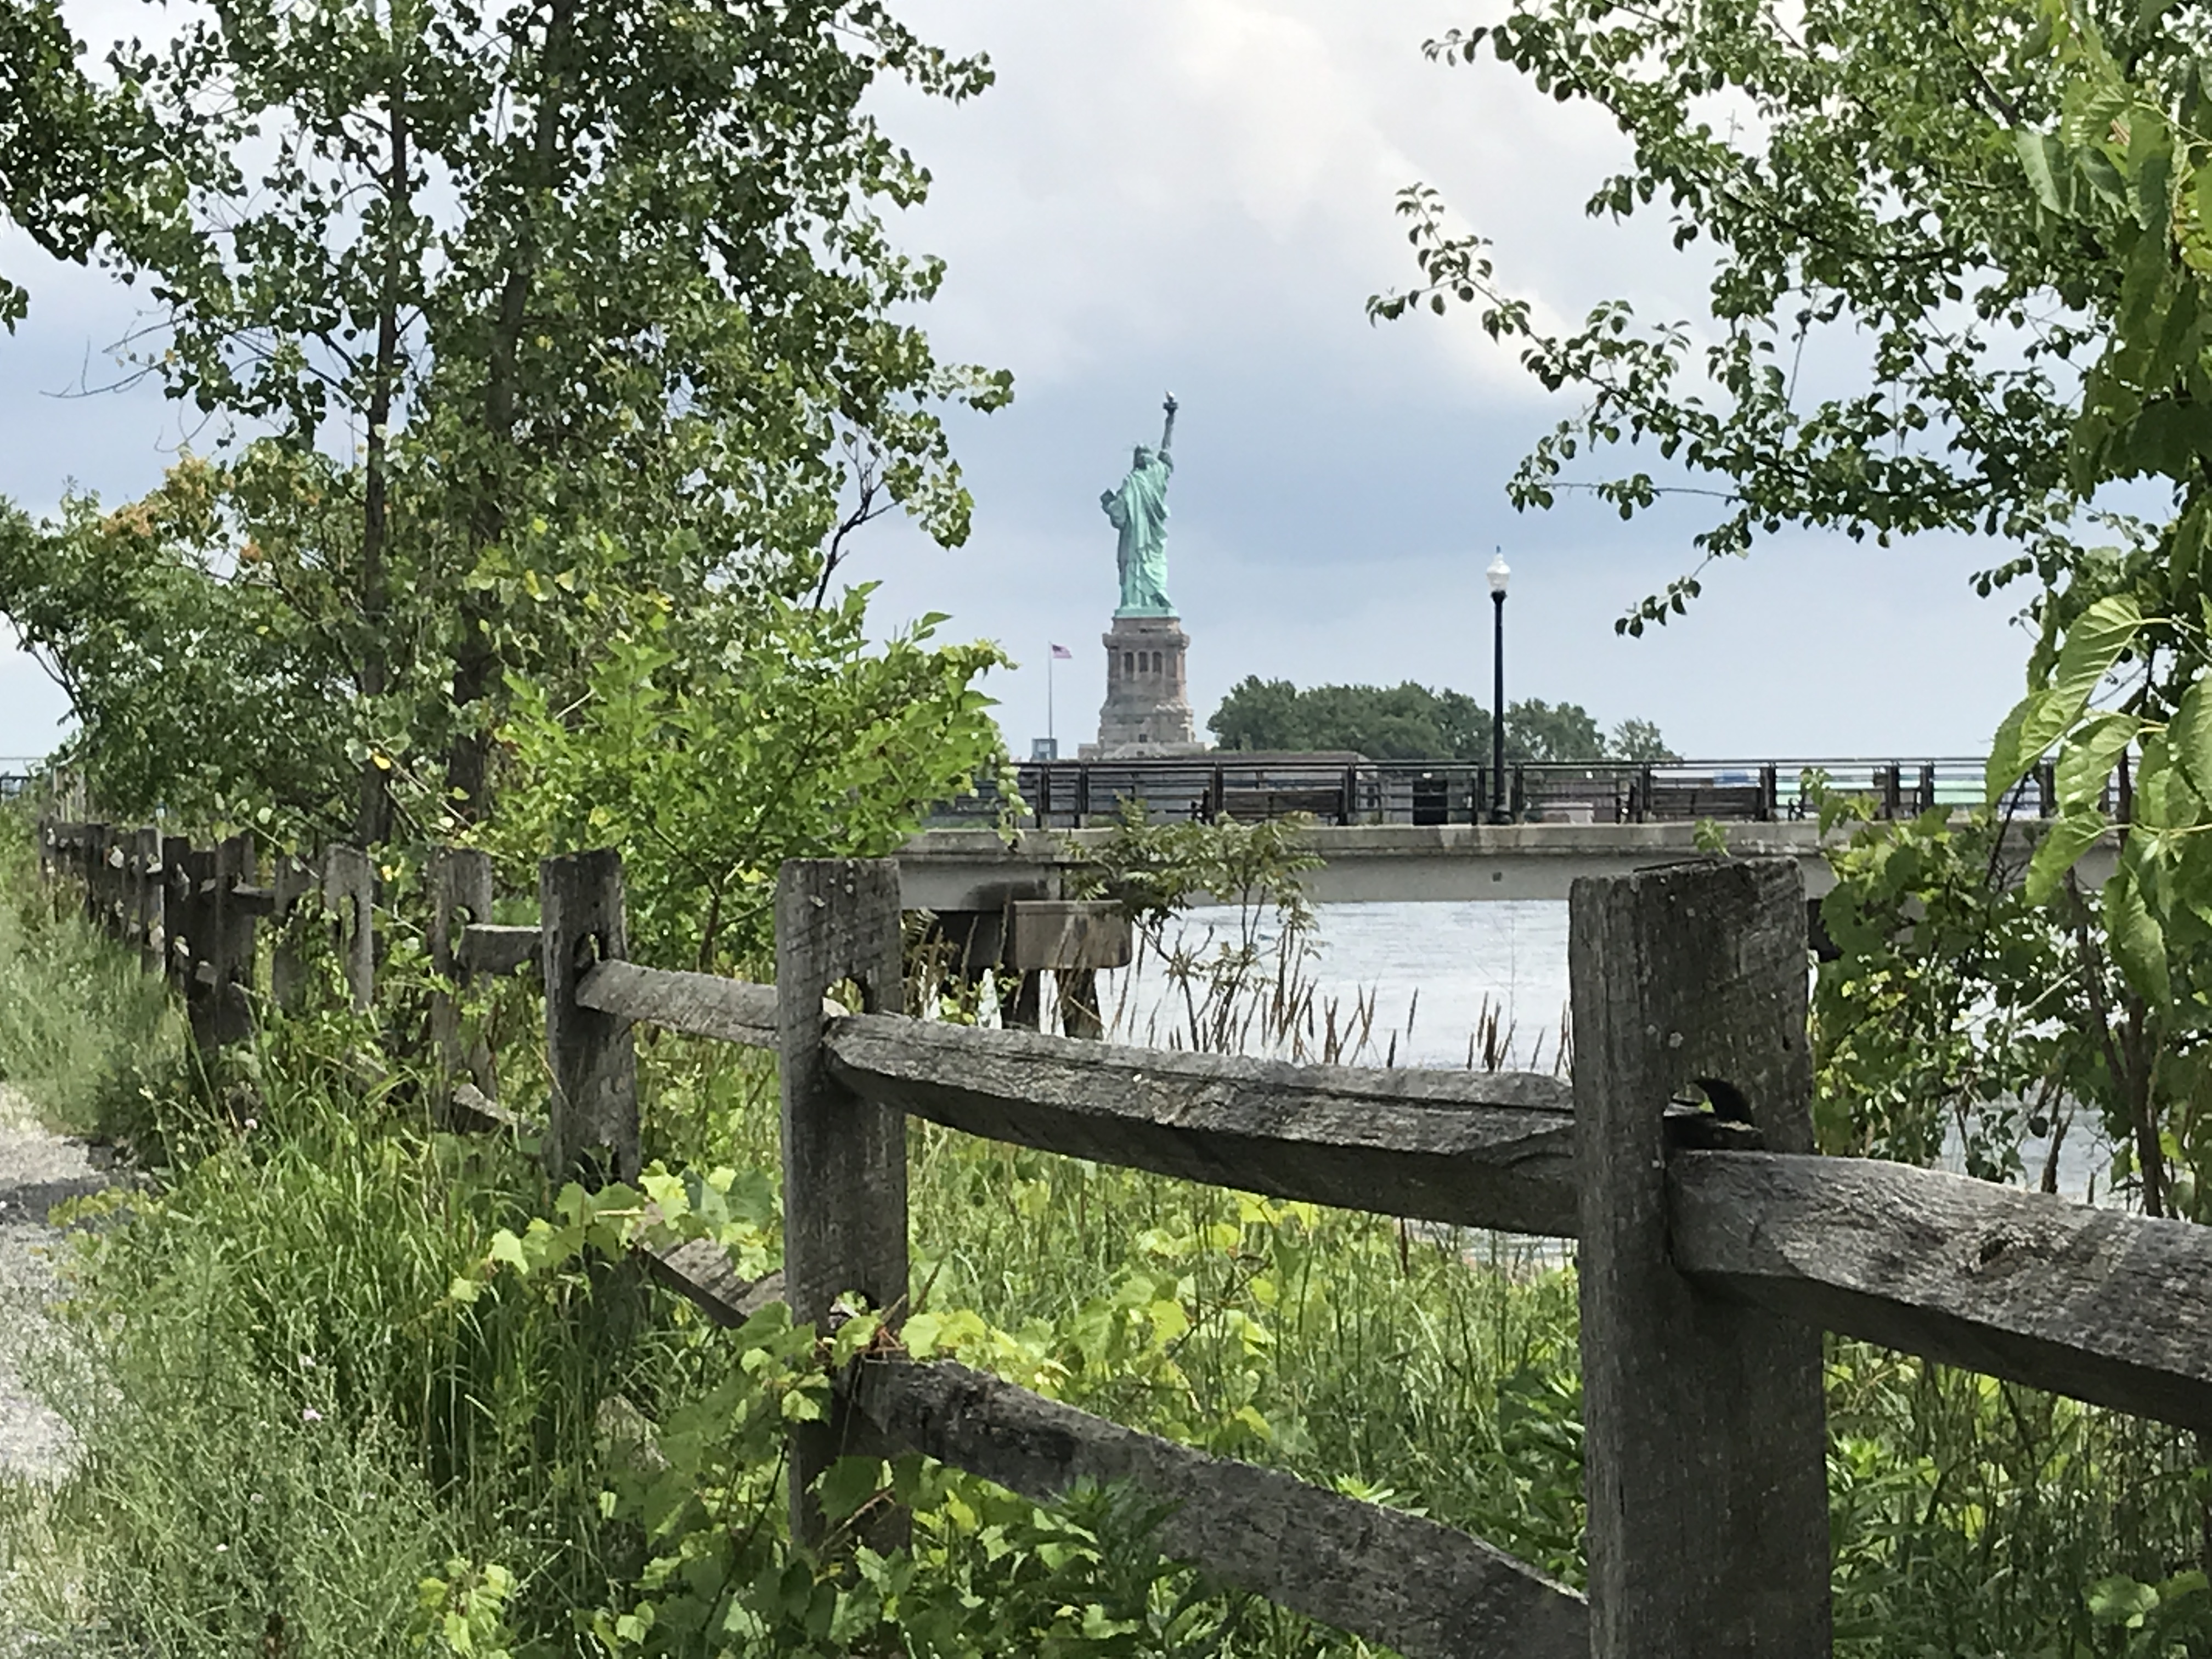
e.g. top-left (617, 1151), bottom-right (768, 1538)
top-left (1097, 900), bottom-right (1571, 1070)
top-left (1090, 899), bottom-right (2107, 1197)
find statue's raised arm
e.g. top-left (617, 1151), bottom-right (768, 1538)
top-left (1159, 393), bottom-right (1178, 461)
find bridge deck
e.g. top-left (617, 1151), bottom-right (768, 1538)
top-left (899, 818), bottom-right (2111, 909)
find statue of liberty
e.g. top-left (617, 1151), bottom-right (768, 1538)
top-left (1101, 394), bottom-right (1178, 616)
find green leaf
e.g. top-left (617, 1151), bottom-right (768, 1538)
top-left (2048, 595), bottom-right (2143, 723)
top-left (815, 1455), bottom-right (885, 1523)
top-left (2132, 117), bottom-right (2175, 233)
top-left (2168, 679), bottom-right (2212, 801)
top-left (1985, 692), bottom-right (2044, 805)
top-left (2055, 712), bottom-right (2137, 809)
top-left (2088, 1573), bottom-right (2160, 1628)
top-left (830, 1309), bottom-right (882, 1368)
top-left (2016, 130), bottom-right (2064, 212)
top-left (2103, 868), bottom-right (2171, 1008)
top-left (2025, 808), bottom-right (2107, 904)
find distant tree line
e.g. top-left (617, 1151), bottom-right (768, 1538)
top-left (1207, 676), bottom-right (1675, 764)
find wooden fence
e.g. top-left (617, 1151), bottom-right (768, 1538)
top-left (34, 819), bottom-right (2212, 1659)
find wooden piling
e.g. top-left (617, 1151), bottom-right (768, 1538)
top-left (83, 821), bottom-right (109, 932)
top-left (270, 853), bottom-right (315, 1012)
top-left (161, 835), bottom-right (194, 992)
top-left (209, 833), bottom-right (258, 1046)
top-left (1569, 856), bottom-right (1832, 1657)
top-left (178, 842), bottom-right (217, 1049)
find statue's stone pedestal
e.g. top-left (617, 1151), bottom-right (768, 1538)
top-left (1083, 614), bottom-right (1202, 758)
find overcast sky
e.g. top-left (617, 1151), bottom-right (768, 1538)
top-left (0, 0), bottom-right (2034, 766)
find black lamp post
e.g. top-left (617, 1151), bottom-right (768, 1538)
top-left (1487, 550), bottom-right (1510, 823)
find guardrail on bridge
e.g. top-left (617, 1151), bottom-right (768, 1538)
top-left (930, 754), bottom-right (2112, 830)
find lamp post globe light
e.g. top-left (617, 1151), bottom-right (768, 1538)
top-left (1487, 550), bottom-right (1510, 823)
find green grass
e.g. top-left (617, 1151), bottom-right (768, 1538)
top-left (0, 820), bottom-right (180, 1138)
top-left (16, 1098), bottom-right (656, 1657)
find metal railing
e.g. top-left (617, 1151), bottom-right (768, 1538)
top-left (0, 757), bottom-right (46, 802)
top-left (927, 755), bottom-right (2087, 830)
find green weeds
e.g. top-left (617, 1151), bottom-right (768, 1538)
top-left (14, 1090), bottom-right (650, 1655)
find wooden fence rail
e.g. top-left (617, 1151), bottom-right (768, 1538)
top-left (33, 817), bottom-right (2212, 1658)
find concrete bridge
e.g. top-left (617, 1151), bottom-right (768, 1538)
top-left (904, 752), bottom-right (2113, 915)
top-left (897, 817), bottom-right (2114, 913)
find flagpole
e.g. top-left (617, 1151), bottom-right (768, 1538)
top-left (1047, 646), bottom-right (1056, 749)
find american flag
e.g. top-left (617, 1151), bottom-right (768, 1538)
top-left (1050, 643), bottom-right (1073, 660)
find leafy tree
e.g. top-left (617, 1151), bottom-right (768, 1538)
top-left (1506, 698), bottom-right (1603, 764)
top-left (0, 462), bottom-right (356, 827)
top-left (1372, 0), bottom-right (2095, 636)
top-left (0, 0), bottom-right (131, 328)
top-left (1207, 677), bottom-right (1311, 752)
top-left (487, 590), bottom-right (1008, 973)
top-left (1209, 676), bottom-right (1665, 763)
top-left (1211, 678), bottom-right (1479, 758)
top-left (2, 0), bottom-right (1012, 844)
top-left (1808, 786), bottom-right (2101, 1186)
top-left (1374, 0), bottom-right (2212, 1218)
top-left (1608, 718), bottom-right (1677, 763)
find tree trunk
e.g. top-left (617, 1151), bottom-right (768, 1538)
top-left (445, 0), bottom-right (576, 824)
top-left (354, 78), bottom-right (409, 848)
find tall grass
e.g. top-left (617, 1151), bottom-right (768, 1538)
top-left (0, 827), bottom-right (179, 1139)
top-left (4, 1037), bottom-right (679, 1655)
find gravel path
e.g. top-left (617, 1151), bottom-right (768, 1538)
top-left (0, 1085), bottom-right (110, 1655)
top-left (0, 1085), bottom-right (106, 1485)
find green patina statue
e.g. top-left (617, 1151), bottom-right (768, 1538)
top-left (1101, 394), bottom-right (1178, 617)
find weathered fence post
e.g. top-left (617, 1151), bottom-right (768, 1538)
top-left (208, 832), bottom-right (258, 1046)
top-left (777, 859), bottom-right (906, 1543)
top-left (83, 822), bottom-right (109, 932)
top-left (324, 845), bottom-right (375, 1012)
top-left (161, 835), bottom-right (193, 992)
top-left (101, 827), bottom-right (126, 940)
top-left (270, 854), bottom-right (315, 1012)
top-left (123, 827), bottom-right (145, 957)
top-left (134, 826), bottom-right (164, 975)
top-left (1570, 856), bottom-right (1831, 1658)
top-left (178, 842), bottom-right (218, 1048)
top-left (540, 849), bottom-right (637, 1184)
top-left (432, 847), bottom-right (498, 1111)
